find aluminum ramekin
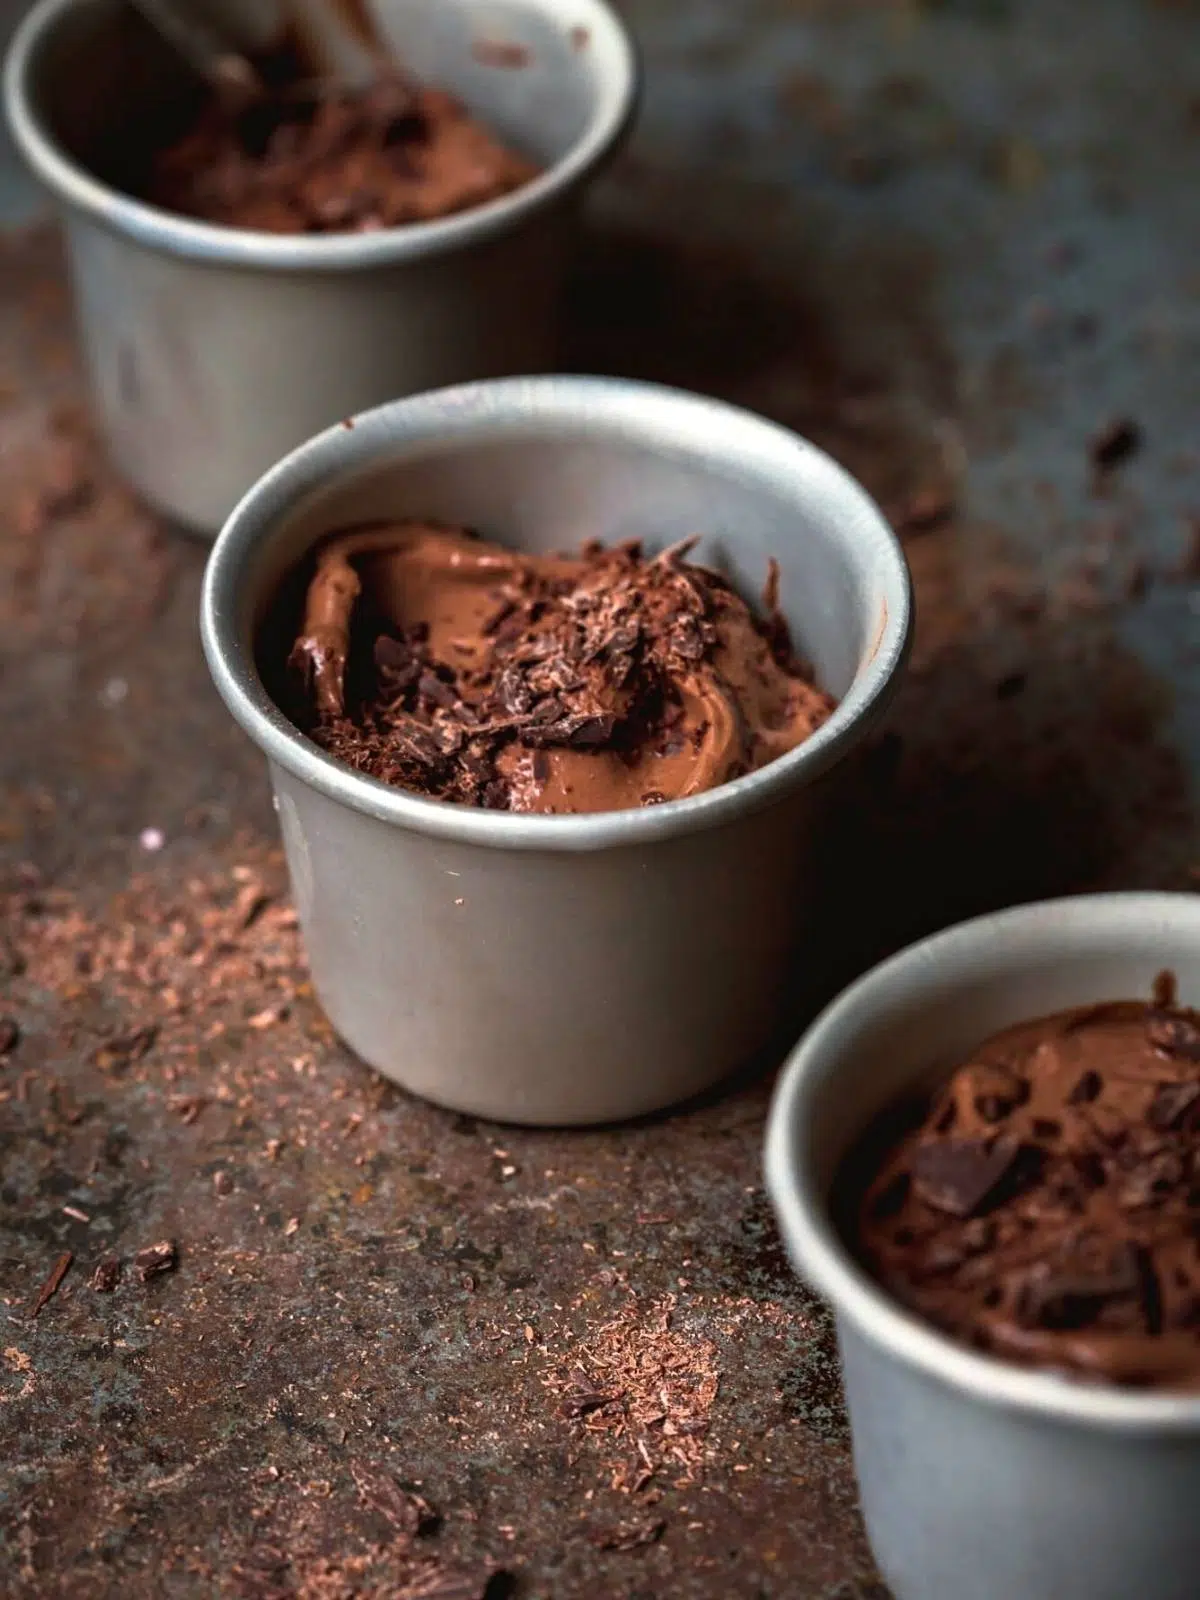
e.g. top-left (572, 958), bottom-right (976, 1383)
top-left (3, 0), bottom-right (637, 535)
top-left (766, 891), bottom-right (1200, 1600)
top-left (200, 375), bottom-right (911, 1125)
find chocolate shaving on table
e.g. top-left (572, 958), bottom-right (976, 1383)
top-left (29, 1251), bottom-right (72, 1318)
top-left (92, 1023), bottom-right (157, 1072)
top-left (350, 1462), bottom-right (440, 1537)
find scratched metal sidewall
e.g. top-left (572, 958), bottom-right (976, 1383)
top-left (4, 0), bottom-right (636, 534)
top-left (271, 757), bottom-right (839, 1124)
top-left (765, 893), bottom-right (1200, 1597)
top-left (840, 1321), bottom-right (1200, 1600)
top-left (60, 204), bottom-right (571, 534)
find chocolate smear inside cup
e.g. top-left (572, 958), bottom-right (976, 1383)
top-left (849, 993), bottom-right (1200, 1389)
top-left (134, 64), bottom-right (538, 233)
top-left (283, 522), bottom-right (836, 814)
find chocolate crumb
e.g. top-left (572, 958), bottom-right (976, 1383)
top-left (1090, 417), bottom-right (1142, 471)
top-left (588, 1515), bottom-right (667, 1551)
top-left (351, 1462), bottom-right (441, 1536)
top-left (134, 1240), bottom-right (177, 1281)
top-left (90, 1256), bottom-right (121, 1293)
top-left (92, 1023), bottom-right (157, 1072)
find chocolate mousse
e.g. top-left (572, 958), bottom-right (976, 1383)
top-left (285, 522), bottom-right (836, 814)
top-left (139, 70), bottom-right (538, 233)
top-left (851, 988), bottom-right (1200, 1389)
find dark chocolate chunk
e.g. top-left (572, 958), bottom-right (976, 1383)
top-left (911, 1136), bottom-right (1030, 1218)
top-left (932, 1094), bottom-right (958, 1133)
top-left (961, 1219), bottom-right (996, 1253)
top-left (90, 1256), bottom-right (121, 1293)
top-left (1072, 1151), bottom-right (1108, 1189)
top-left (0, 1015), bottom-right (18, 1055)
top-left (523, 711), bottom-right (617, 749)
top-left (1090, 417), bottom-right (1142, 470)
top-left (1017, 1246), bottom-right (1141, 1331)
top-left (559, 1390), bottom-right (621, 1418)
top-left (134, 1240), bottom-right (177, 1281)
top-left (1148, 1080), bottom-right (1200, 1130)
top-left (1067, 1068), bottom-right (1103, 1104)
top-left (868, 1171), bottom-right (911, 1221)
top-left (392, 722), bottom-right (446, 769)
top-left (964, 1063), bottom-right (1030, 1124)
top-left (496, 664), bottom-right (532, 716)
top-left (418, 670), bottom-right (459, 711)
top-left (1148, 1015), bottom-right (1200, 1063)
top-left (481, 595), bottom-right (516, 635)
top-left (1118, 1149), bottom-right (1186, 1209)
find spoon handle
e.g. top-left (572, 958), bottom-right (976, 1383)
top-left (126, 0), bottom-right (262, 103)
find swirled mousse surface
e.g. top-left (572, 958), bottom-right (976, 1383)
top-left (285, 523), bottom-right (836, 814)
top-left (141, 71), bottom-right (538, 233)
top-left (853, 991), bottom-right (1200, 1389)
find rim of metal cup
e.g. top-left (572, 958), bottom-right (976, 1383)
top-left (200, 375), bottom-right (913, 853)
top-left (3, 0), bottom-right (639, 270)
top-left (765, 890), bottom-right (1200, 1434)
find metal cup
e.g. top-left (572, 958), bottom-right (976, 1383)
top-left (766, 891), bottom-right (1200, 1600)
top-left (3, 0), bottom-right (637, 535)
top-left (200, 375), bottom-right (911, 1125)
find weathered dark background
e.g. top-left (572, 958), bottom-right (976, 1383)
top-left (1, 0), bottom-right (1197, 1594)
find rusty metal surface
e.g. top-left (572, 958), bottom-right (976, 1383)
top-left (0, 0), bottom-right (1197, 1594)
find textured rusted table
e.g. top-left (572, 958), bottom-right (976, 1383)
top-left (0, 0), bottom-right (1197, 1595)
